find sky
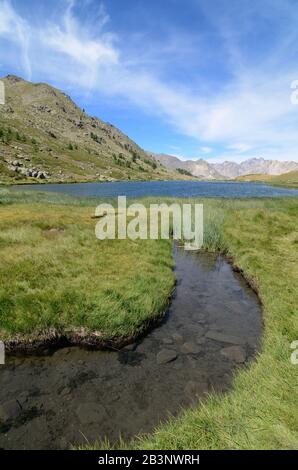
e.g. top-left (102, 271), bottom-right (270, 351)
top-left (1, 0), bottom-right (298, 162)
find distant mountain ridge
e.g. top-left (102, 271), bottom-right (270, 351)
top-left (148, 153), bottom-right (224, 180)
top-left (151, 153), bottom-right (298, 180)
top-left (214, 158), bottom-right (298, 178)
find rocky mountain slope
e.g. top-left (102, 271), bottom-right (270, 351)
top-left (0, 75), bottom-right (173, 183)
top-left (153, 153), bottom-right (298, 180)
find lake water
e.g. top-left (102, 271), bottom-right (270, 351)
top-left (14, 180), bottom-right (298, 198)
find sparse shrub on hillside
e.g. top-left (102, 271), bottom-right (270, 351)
top-left (144, 158), bottom-right (157, 170)
top-left (131, 151), bottom-right (140, 162)
top-left (177, 168), bottom-right (193, 176)
top-left (0, 127), bottom-right (23, 144)
top-left (90, 132), bottom-right (103, 144)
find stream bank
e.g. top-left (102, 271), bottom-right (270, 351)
top-left (0, 246), bottom-right (262, 450)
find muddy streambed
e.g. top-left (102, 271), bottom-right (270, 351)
top-left (0, 247), bottom-right (262, 450)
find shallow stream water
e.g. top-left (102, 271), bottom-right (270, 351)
top-left (0, 246), bottom-right (262, 450)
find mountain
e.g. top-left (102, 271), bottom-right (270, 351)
top-left (214, 158), bottom-right (298, 179)
top-left (0, 75), bottom-right (172, 183)
top-left (2, 76), bottom-right (297, 184)
top-left (152, 153), bottom-right (298, 180)
top-left (150, 153), bottom-right (224, 180)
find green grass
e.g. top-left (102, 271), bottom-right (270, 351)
top-left (1, 188), bottom-right (298, 449)
top-left (81, 196), bottom-right (298, 450)
top-left (236, 170), bottom-right (298, 189)
top-left (0, 188), bottom-right (174, 343)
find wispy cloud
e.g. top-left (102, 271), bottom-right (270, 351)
top-left (0, 0), bottom-right (298, 162)
top-left (199, 147), bottom-right (213, 154)
top-left (43, 1), bottom-right (118, 87)
top-left (0, 0), bottom-right (31, 78)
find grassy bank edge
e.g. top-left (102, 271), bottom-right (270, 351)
top-left (1, 188), bottom-right (297, 449)
top-left (0, 189), bottom-right (176, 351)
top-left (79, 197), bottom-right (298, 450)
top-left (3, 287), bottom-right (175, 354)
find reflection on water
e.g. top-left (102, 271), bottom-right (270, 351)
top-left (0, 247), bottom-right (262, 450)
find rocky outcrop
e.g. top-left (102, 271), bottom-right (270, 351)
top-left (6, 159), bottom-right (49, 179)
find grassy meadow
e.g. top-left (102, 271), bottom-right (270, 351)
top-left (85, 196), bottom-right (298, 450)
top-left (0, 186), bottom-right (297, 449)
top-left (128, 197), bottom-right (298, 450)
top-left (0, 188), bottom-right (174, 344)
top-left (236, 170), bottom-right (298, 189)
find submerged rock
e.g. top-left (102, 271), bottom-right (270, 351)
top-left (181, 342), bottom-right (200, 355)
top-left (0, 400), bottom-right (21, 422)
top-left (60, 387), bottom-right (71, 397)
top-left (17, 391), bottom-right (29, 406)
top-left (162, 337), bottom-right (174, 345)
top-left (205, 331), bottom-right (246, 345)
top-left (156, 349), bottom-right (177, 364)
top-left (172, 333), bottom-right (183, 342)
top-left (76, 403), bottom-right (108, 425)
top-left (184, 380), bottom-right (209, 398)
top-left (220, 346), bottom-right (246, 363)
top-left (196, 336), bottom-right (206, 345)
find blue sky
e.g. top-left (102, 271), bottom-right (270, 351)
top-left (1, 0), bottom-right (298, 162)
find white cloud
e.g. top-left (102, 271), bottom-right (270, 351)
top-left (226, 143), bottom-right (252, 153)
top-left (44, 1), bottom-right (118, 69)
top-left (0, 0), bottom-right (31, 78)
top-left (0, 0), bottom-right (298, 162)
top-left (200, 147), bottom-right (213, 154)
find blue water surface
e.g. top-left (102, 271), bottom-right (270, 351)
top-left (13, 180), bottom-right (298, 199)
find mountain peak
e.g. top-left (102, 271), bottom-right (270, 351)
top-left (3, 74), bottom-right (24, 83)
top-left (0, 76), bottom-right (170, 183)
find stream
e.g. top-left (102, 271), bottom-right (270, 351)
top-left (0, 246), bottom-right (262, 450)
